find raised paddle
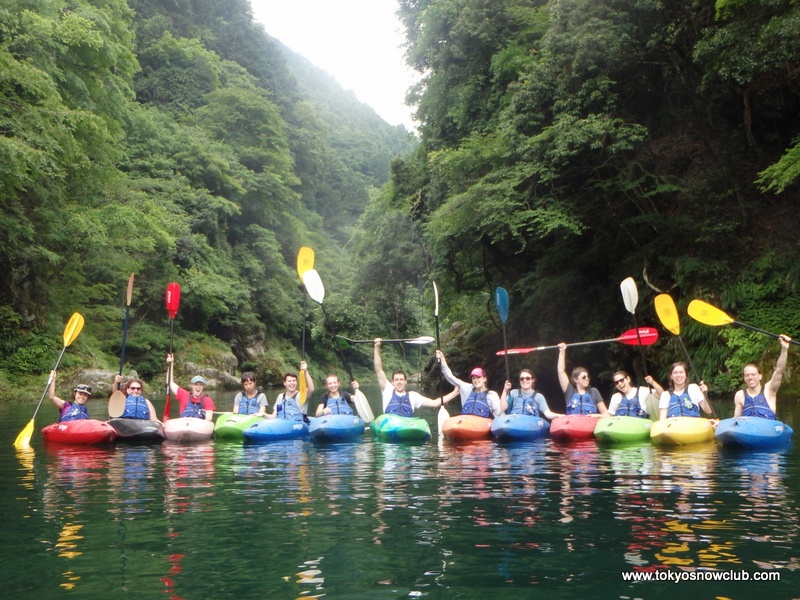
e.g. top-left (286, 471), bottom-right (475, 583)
top-left (296, 246), bottom-right (314, 279)
top-left (620, 277), bottom-right (650, 379)
top-left (163, 282), bottom-right (180, 421)
top-left (14, 312), bottom-right (85, 448)
top-left (434, 281), bottom-right (448, 435)
top-left (296, 248), bottom-right (315, 405)
top-left (495, 287), bottom-right (511, 382)
top-left (687, 299), bottom-right (800, 346)
top-left (109, 273), bottom-right (135, 418)
top-left (656, 294), bottom-right (718, 418)
top-left (496, 327), bottom-right (659, 355)
top-left (335, 335), bottom-right (435, 345)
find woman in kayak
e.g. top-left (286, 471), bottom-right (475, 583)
top-left (436, 349), bottom-right (506, 418)
top-left (733, 334), bottom-right (791, 419)
top-left (500, 368), bottom-right (563, 420)
top-left (557, 343), bottom-right (608, 416)
top-left (112, 374), bottom-right (156, 420)
top-left (48, 370), bottom-right (92, 421)
top-left (658, 362), bottom-right (712, 419)
top-left (607, 371), bottom-right (663, 418)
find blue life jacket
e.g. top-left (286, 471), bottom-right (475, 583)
top-left (277, 394), bottom-right (304, 421)
top-left (60, 402), bottom-right (90, 422)
top-left (180, 396), bottom-right (208, 420)
top-left (509, 390), bottom-right (539, 416)
top-left (667, 391), bottom-right (700, 418)
top-left (742, 391), bottom-right (776, 420)
top-left (236, 392), bottom-right (262, 415)
top-left (322, 393), bottom-right (354, 415)
top-left (385, 392), bottom-right (413, 417)
top-left (615, 392), bottom-right (647, 418)
top-left (121, 395), bottom-right (151, 420)
top-left (462, 390), bottom-right (491, 418)
top-left (567, 392), bottom-right (597, 415)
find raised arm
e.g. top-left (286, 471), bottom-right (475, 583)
top-left (300, 360), bottom-right (315, 395)
top-left (436, 349), bottom-right (467, 389)
top-left (166, 354), bottom-right (179, 395)
top-left (557, 343), bottom-right (570, 392)
top-left (48, 370), bottom-right (66, 409)
top-left (373, 339), bottom-right (388, 391)
top-left (765, 335), bottom-right (791, 405)
top-left (644, 375), bottom-right (665, 396)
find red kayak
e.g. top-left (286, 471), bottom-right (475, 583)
top-left (41, 419), bottom-right (117, 445)
top-left (550, 415), bottom-right (599, 441)
top-left (442, 415), bottom-right (493, 441)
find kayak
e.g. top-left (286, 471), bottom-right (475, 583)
top-left (650, 417), bottom-right (714, 446)
top-left (214, 413), bottom-right (264, 440)
top-left (550, 415), bottom-right (599, 441)
top-left (163, 417), bottom-right (214, 443)
top-left (41, 419), bottom-right (117, 445)
top-left (491, 414), bottom-right (550, 442)
top-left (108, 418), bottom-right (165, 443)
top-left (242, 418), bottom-right (309, 443)
top-left (594, 416), bottom-right (652, 444)
top-left (369, 413), bottom-right (431, 442)
top-left (309, 414), bottom-right (366, 442)
top-left (441, 415), bottom-right (492, 441)
top-left (714, 417), bottom-right (793, 449)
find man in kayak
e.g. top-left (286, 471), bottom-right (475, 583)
top-left (166, 353), bottom-right (215, 420)
top-left (48, 370), bottom-right (92, 421)
top-left (374, 339), bottom-right (450, 415)
top-left (269, 361), bottom-right (314, 422)
top-left (436, 349), bottom-right (506, 418)
top-left (232, 371), bottom-right (269, 415)
top-left (315, 374), bottom-right (358, 416)
top-left (557, 343), bottom-right (608, 416)
top-left (734, 334), bottom-right (791, 419)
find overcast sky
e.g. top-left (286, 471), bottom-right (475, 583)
top-left (248, 0), bottom-right (418, 130)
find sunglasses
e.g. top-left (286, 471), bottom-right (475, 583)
top-left (519, 376), bottom-right (532, 381)
top-left (128, 386), bottom-right (142, 391)
top-left (613, 379), bottom-right (626, 385)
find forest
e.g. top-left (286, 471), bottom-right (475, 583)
top-left (2, 0), bottom-right (799, 404)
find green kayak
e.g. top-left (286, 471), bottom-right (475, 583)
top-left (594, 416), bottom-right (652, 443)
top-left (369, 413), bottom-right (431, 442)
top-left (214, 413), bottom-right (264, 440)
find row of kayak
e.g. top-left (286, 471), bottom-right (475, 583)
top-left (38, 412), bottom-right (793, 450)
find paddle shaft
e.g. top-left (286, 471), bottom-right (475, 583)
top-left (501, 336), bottom-right (643, 355)
top-left (337, 337), bottom-right (433, 344)
top-left (163, 318), bottom-right (175, 421)
top-left (733, 320), bottom-right (800, 346)
top-left (31, 345), bottom-right (69, 421)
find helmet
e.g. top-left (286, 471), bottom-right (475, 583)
top-left (73, 384), bottom-right (93, 396)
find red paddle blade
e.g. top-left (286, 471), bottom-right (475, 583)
top-left (166, 282), bottom-right (181, 319)
top-left (618, 327), bottom-right (658, 345)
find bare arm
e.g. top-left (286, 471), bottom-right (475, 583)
top-left (764, 335), bottom-right (791, 408)
top-left (557, 343), bottom-right (569, 392)
top-left (644, 375), bottom-right (664, 395)
top-left (373, 339), bottom-right (388, 391)
top-left (300, 361), bottom-right (314, 395)
top-left (166, 354), bottom-right (179, 395)
top-left (733, 390), bottom-right (745, 417)
top-left (48, 370), bottom-right (66, 409)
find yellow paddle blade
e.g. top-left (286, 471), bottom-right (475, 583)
top-left (298, 369), bottom-right (307, 406)
top-left (654, 294), bottom-right (681, 335)
top-left (687, 299), bottom-right (734, 327)
top-left (63, 312), bottom-right (85, 347)
top-left (296, 247), bottom-right (314, 280)
top-left (13, 419), bottom-right (34, 448)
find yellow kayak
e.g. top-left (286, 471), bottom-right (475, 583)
top-left (650, 417), bottom-right (714, 446)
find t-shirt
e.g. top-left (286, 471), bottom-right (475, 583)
top-left (563, 384), bottom-right (604, 408)
top-left (440, 362), bottom-right (503, 417)
top-left (608, 387), bottom-right (651, 416)
top-left (176, 387), bottom-right (215, 414)
top-left (233, 391), bottom-right (268, 414)
top-left (659, 384), bottom-right (704, 410)
top-left (380, 385), bottom-right (427, 412)
top-left (507, 390), bottom-right (550, 416)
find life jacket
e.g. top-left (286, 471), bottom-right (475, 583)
top-left (567, 392), bottom-right (597, 415)
top-left (181, 396), bottom-right (209, 419)
top-left (121, 395), bottom-right (151, 420)
top-left (616, 391), bottom-right (647, 418)
top-left (462, 390), bottom-right (491, 418)
top-left (667, 390), bottom-right (700, 418)
top-left (385, 392), bottom-right (413, 417)
top-left (509, 390), bottom-right (539, 416)
top-left (742, 391), bottom-right (776, 420)
top-left (236, 392), bottom-right (262, 415)
top-left (322, 393), bottom-right (354, 415)
top-left (276, 393), bottom-right (304, 421)
top-left (60, 402), bottom-right (90, 422)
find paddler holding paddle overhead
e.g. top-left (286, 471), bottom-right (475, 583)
top-left (557, 343), bottom-right (608, 416)
top-left (48, 371), bottom-right (93, 422)
top-left (734, 334), bottom-right (791, 420)
top-left (374, 339), bottom-right (451, 415)
top-left (111, 375), bottom-right (157, 420)
top-left (269, 361), bottom-right (314, 422)
top-left (165, 354), bottom-right (215, 421)
top-left (435, 349), bottom-right (506, 418)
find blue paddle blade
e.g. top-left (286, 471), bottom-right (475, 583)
top-left (495, 287), bottom-right (509, 324)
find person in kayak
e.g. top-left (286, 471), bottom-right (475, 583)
top-left (269, 362), bottom-right (314, 422)
top-left (607, 371), bottom-right (664, 418)
top-left (734, 334), bottom-right (791, 420)
top-left (557, 343), bottom-right (608, 416)
top-left (232, 371), bottom-right (269, 415)
top-left (315, 374), bottom-right (359, 416)
top-left (658, 362), bottom-right (712, 419)
top-left (48, 370), bottom-right (92, 421)
top-left (436, 349), bottom-right (506, 418)
top-left (112, 374), bottom-right (156, 420)
top-left (500, 368), bottom-right (563, 420)
top-left (166, 354), bottom-right (215, 420)
top-left (374, 338), bottom-right (450, 416)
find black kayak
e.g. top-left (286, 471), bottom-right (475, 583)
top-left (108, 418), bottom-right (165, 443)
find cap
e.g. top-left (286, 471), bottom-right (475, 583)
top-left (73, 384), bottom-right (93, 396)
top-left (469, 367), bottom-right (486, 378)
top-left (191, 376), bottom-right (206, 385)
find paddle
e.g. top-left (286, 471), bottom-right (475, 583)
top-left (13, 312), bottom-right (85, 448)
top-left (296, 248), bottom-right (315, 406)
top-left (434, 281), bottom-right (448, 435)
top-left (302, 269), bottom-right (374, 422)
top-left (655, 294), bottom-right (717, 418)
top-left (163, 282), bottom-right (180, 421)
top-left (687, 299), bottom-right (800, 347)
top-left (496, 327), bottom-right (658, 355)
top-left (335, 335), bottom-right (435, 345)
top-left (109, 273), bottom-right (135, 418)
top-left (495, 287), bottom-right (511, 382)
top-left (620, 277), bottom-right (650, 380)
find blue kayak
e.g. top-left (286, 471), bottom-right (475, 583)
top-left (714, 416), bottom-right (793, 449)
top-left (490, 414), bottom-right (549, 441)
top-left (309, 414), bottom-right (365, 442)
top-left (242, 418), bottom-right (309, 443)
top-left (369, 413), bottom-right (431, 442)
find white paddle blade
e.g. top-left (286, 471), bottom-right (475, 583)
top-left (302, 269), bottom-right (325, 304)
top-left (620, 277), bottom-right (639, 314)
top-left (406, 336), bottom-right (435, 345)
top-left (433, 281), bottom-right (439, 317)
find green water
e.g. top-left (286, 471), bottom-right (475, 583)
top-left (1, 391), bottom-right (798, 599)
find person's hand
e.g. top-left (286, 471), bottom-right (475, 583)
top-left (166, 353), bottom-right (174, 365)
top-left (374, 338), bottom-right (382, 348)
top-left (351, 381), bottom-right (359, 390)
top-left (503, 380), bottom-right (512, 392)
top-left (699, 381), bottom-right (708, 394)
top-left (644, 375), bottom-right (654, 385)
top-left (557, 342), bottom-right (567, 351)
